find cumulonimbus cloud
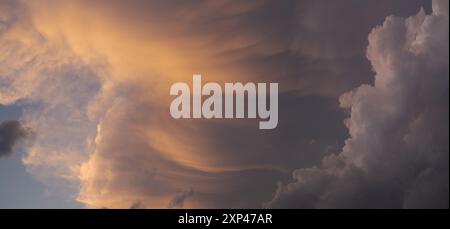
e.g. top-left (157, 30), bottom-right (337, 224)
top-left (1, 0), bottom-right (447, 209)
top-left (266, 0), bottom-right (448, 208)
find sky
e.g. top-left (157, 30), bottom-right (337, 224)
top-left (0, 0), bottom-right (448, 208)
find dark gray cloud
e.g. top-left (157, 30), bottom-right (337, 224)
top-left (0, 120), bottom-right (29, 157)
top-left (129, 201), bottom-right (144, 209)
top-left (168, 188), bottom-right (194, 209)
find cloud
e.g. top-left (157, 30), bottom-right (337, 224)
top-left (168, 188), bottom-right (194, 209)
top-left (2, 0), bottom-right (445, 209)
top-left (129, 201), bottom-right (144, 209)
top-left (266, 0), bottom-right (448, 208)
top-left (64, 0), bottom-right (436, 209)
top-left (0, 120), bottom-right (29, 157)
top-left (1, 0), bottom-right (110, 198)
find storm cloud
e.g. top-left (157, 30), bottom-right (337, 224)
top-left (266, 0), bottom-right (448, 208)
top-left (0, 0), bottom-right (447, 208)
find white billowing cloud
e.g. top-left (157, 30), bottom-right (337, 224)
top-left (266, 0), bottom-right (448, 208)
top-left (0, 0), bottom-right (111, 194)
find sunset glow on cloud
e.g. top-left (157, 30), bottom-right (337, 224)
top-left (0, 0), bottom-right (447, 209)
